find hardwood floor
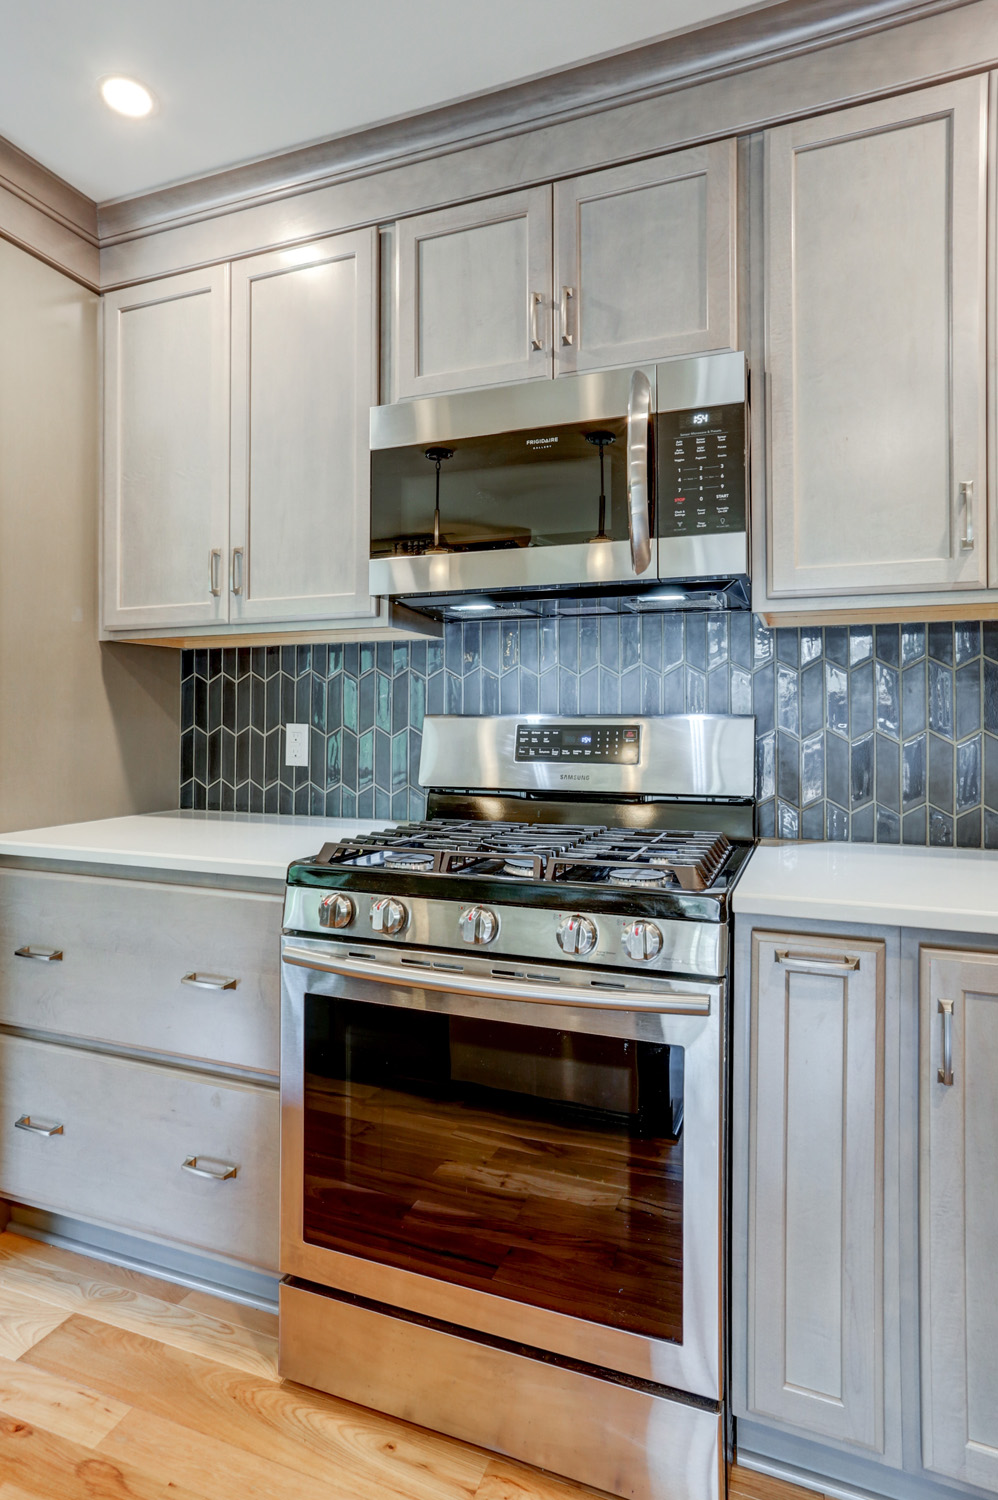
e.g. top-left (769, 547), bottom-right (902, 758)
top-left (0, 1229), bottom-right (825, 1500)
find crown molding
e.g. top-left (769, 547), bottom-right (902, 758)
top-left (0, 134), bottom-right (99, 288)
top-left (97, 0), bottom-right (973, 246)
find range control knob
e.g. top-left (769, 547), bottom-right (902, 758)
top-left (459, 905), bottom-right (499, 945)
top-left (556, 914), bottom-right (599, 956)
top-left (318, 893), bottom-right (354, 930)
top-left (370, 897), bottom-right (408, 936)
top-left (622, 920), bottom-right (664, 962)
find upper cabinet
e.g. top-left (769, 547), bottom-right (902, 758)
top-left (229, 234), bottom-right (376, 624)
top-left (553, 144), bottom-right (736, 376)
top-left (764, 78), bottom-right (989, 601)
top-left (102, 229), bottom-right (378, 636)
top-left (102, 266), bottom-right (231, 633)
top-left (394, 188), bottom-right (553, 398)
top-left (393, 141), bottom-right (737, 400)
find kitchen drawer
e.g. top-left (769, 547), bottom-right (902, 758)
top-left (0, 1033), bottom-right (279, 1270)
top-left (0, 869), bottom-right (281, 1074)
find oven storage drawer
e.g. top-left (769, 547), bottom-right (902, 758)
top-left (0, 1033), bottom-right (279, 1270)
top-left (0, 869), bottom-right (281, 1074)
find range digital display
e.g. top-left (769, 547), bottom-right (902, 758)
top-left (515, 723), bottom-right (640, 765)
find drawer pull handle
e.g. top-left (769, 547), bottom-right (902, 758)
top-left (181, 1156), bottom-right (237, 1181)
top-left (15, 946), bottom-right (63, 962)
top-left (181, 972), bottom-right (238, 991)
top-left (15, 1115), bottom-right (63, 1137)
top-left (774, 949), bottom-right (860, 976)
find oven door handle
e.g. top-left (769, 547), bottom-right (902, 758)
top-left (281, 944), bottom-right (711, 1014)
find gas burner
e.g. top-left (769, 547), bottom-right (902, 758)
top-left (384, 851), bottom-right (435, 872)
top-left (607, 866), bottom-right (665, 888)
top-left (503, 856), bottom-right (538, 878)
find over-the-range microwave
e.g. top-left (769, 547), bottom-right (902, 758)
top-left (369, 351), bottom-right (748, 620)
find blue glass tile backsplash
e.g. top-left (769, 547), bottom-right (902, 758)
top-left (179, 615), bottom-right (998, 847)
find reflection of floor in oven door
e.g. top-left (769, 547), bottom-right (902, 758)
top-left (302, 1071), bottom-right (684, 1343)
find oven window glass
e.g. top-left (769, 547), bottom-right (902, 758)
top-left (302, 996), bottom-right (684, 1343)
top-left (370, 418), bottom-right (631, 558)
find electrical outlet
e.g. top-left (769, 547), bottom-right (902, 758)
top-left (285, 723), bottom-right (309, 767)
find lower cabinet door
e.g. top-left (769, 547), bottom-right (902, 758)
top-left (920, 947), bottom-right (998, 1493)
top-left (0, 1034), bottom-right (279, 1271)
top-left (745, 931), bottom-right (886, 1451)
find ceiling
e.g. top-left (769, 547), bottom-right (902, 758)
top-left (0, 0), bottom-right (783, 205)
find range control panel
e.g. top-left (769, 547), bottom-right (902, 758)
top-left (515, 722), bottom-right (641, 764)
top-left (657, 402), bottom-right (747, 538)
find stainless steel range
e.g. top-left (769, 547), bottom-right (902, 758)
top-left (279, 713), bottom-right (756, 1500)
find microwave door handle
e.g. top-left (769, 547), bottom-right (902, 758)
top-left (627, 369), bottom-right (654, 575)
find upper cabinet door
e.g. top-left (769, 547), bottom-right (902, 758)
top-left (229, 230), bottom-right (378, 624)
top-left (102, 266), bottom-right (230, 631)
top-left (919, 946), bottom-right (998, 1495)
top-left (394, 188), bottom-right (553, 398)
top-left (553, 142), bottom-right (736, 376)
top-left (766, 78), bottom-right (988, 597)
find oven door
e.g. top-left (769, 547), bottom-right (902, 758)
top-left (280, 935), bottom-right (723, 1401)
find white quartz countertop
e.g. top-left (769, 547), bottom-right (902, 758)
top-left (0, 811), bottom-right (395, 882)
top-left (735, 842), bottom-right (998, 934)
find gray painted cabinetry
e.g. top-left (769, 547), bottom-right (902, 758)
top-left (102, 230), bottom-right (379, 636)
top-left (0, 865), bottom-right (281, 1275)
top-left (735, 914), bottom-right (998, 1500)
top-left (393, 142), bottom-right (736, 400)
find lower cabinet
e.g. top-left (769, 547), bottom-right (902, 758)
top-left (742, 930), bottom-right (887, 1452)
top-left (919, 947), bottom-right (998, 1494)
top-left (0, 1032), bottom-right (279, 1271)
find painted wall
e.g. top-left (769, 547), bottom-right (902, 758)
top-left (180, 611), bottom-right (997, 846)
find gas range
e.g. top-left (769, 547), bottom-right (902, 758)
top-left (279, 712), bottom-right (757, 1500)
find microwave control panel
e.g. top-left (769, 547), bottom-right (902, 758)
top-left (657, 402), bottom-right (747, 539)
top-left (515, 722), bottom-right (640, 764)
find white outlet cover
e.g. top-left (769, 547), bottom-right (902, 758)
top-left (285, 723), bottom-right (309, 766)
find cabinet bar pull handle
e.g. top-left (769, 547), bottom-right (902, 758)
top-left (209, 548), bottom-right (223, 597)
top-left (182, 1156), bottom-right (237, 1181)
top-left (937, 997), bottom-right (955, 1085)
top-left (231, 547), bottom-right (245, 596)
top-left (15, 1115), bottom-right (63, 1137)
top-left (181, 972), bottom-right (238, 991)
top-left (560, 285), bottom-right (575, 346)
top-left (14, 946), bottom-right (63, 962)
top-left (529, 291), bottom-right (544, 351)
top-left (960, 481), bottom-right (975, 550)
top-left (774, 949), bottom-right (860, 975)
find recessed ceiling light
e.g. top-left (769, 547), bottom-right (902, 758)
top-left (100, 76), bottom-right (155, 118)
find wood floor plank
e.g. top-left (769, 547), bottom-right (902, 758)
top-left (0, 1234), bottom-right (189, 1304)
top-left (176, 1290), bottom-right (278, 1340)
top-left (728, 1464), bottom-right (825, 1499)
top-left (25, 1316), bottom-right (489, 1500)
top-left (0, 1285), bottom-right (70, 1361)
top-left (474, 1457), bottom-right (616, 1500)
top-left (0, 1242), bottom-right (277, 1379)
top-left (0, 1412), bottom-right (205, 1500)
top-left (0, 1352), bottom-right (128, 1450)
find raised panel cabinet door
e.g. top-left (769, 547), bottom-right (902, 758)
top-left (920, 947), bottom-right (998, 1493)
top-left (229, 230), bottom-right (378, 623)
top-left (102, 266), bottom-right (231, 630)
top-left (746, 932), bottom-right (886, 1450)
top-left (394, 187), bottom-right (553, 398)
top-left (765, 77), bottom-right (988, 596)
top-left (553, 142), bottom-right (736, 375)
